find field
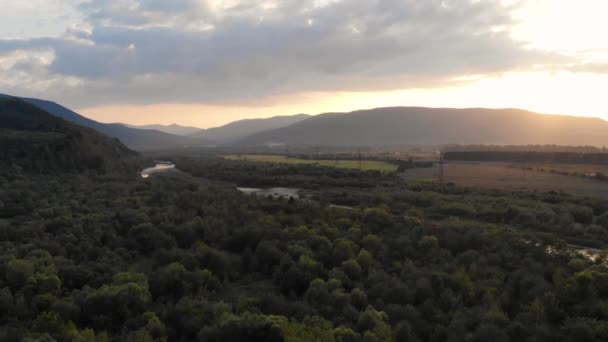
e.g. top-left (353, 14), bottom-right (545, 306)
top-left (401, 161), bottom-right (608, 199)
top-left (224, 154), bottom-right (398, 171)
top-left (508, 162), bottom-right (608, 176)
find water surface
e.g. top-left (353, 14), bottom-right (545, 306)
top-left (237, 187), bottom-right (300, 199)
top-left (141, 162), bottom-right (176, 178)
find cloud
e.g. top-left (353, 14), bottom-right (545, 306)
top-left (569, 63), bottom-right (608, 74)
top-left (0, 0), bottom-right (576, 107)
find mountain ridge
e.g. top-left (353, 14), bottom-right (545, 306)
top-left (6, 93), bottom-right (608, 149)
top-left (0, 93), bottom-right (204, 151)
top-left (191, 114), bottom-right (310, 143)
top-left (125, 123), bottom-right (203, 136)
top-left (237, 106), bottom-right (608, 147)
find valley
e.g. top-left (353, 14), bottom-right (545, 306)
top-left (4, 2), bottom-right (608, 340)
top-left (4, 96), bottom-right (608, 341)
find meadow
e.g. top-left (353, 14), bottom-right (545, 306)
top-left (401, 161), bottom-right (608, 199)
top-left (223, 154), bottom-right (398, 171)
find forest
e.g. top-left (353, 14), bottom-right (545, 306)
top-left (2, 155), bottom-right (608, 341)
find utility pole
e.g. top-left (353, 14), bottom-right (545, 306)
top-left (357, 148), bottom-right (363, 190)
top-left (438, 152), bottom-right (444, 183)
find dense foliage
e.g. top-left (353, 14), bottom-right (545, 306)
top-left (2, 159), bottom-right (608, 341)
top-left (173, 156), bottom-right (397, 189)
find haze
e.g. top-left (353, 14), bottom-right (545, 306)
top-left (1, 0), bottom-right (607, 128)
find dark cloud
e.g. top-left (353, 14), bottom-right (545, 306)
top-left (0, 0), bottom-right (574, 107)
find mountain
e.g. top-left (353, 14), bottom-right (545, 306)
top-left (238, 107), bottom-right (608, 147)
top-left (0, 97), bottom-right (138, 173)
top-left (191, 114), bottom-right (310, 143)
top-left (125, 123), bottom-right (203, 136)
top-left (0, 94), bottom-right (203, 151)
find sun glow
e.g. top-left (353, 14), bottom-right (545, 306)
top-left (81, 69), bottom-right (608, 128)
top-left (79, 0), bottom-right (608, 126)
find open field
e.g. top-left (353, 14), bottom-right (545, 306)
top-left (224, 154), bottom-right (398, 172)
top-left (507, 163), bottom-right (608, 176)
top-left (401, 161), bottom-right (608, 199)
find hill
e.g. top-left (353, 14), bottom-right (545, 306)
top-left (238, 107), bottom-right (608, 147)
top-left (0, 94), bottom-right (204, 151)
top-left (191, 114), bottom-right (310, 143)
top-left (0, 97), bottom-right (138, 173)
top-left (125, 123), bottom-right (203, 136)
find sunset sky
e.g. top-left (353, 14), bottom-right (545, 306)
top-left (1, 0), bottom-right (607, 128)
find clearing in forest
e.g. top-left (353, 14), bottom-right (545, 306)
top-left (224, 154), bottom-right (398, 172)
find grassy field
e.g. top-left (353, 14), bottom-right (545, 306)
top-left (224, 154), bottom-right (398, 172)
top-left (401, 161), bottom-right (608, 199)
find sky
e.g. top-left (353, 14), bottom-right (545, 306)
top-left (0, 0), bottom-right (607, 128)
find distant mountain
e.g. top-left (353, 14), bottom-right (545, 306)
top-left (0, 97), bottom-right (138, 173)
top-left (125, 123), bottom-right (203, 136)
top-left (238, 107), bottom-right (608, 147)
top-left (0, 94), bottom-right (204, 151)
top-left (191, 114), bottom-right (310, 143)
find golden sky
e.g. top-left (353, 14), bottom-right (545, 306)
top-left (2, 0), bottom-right (607, 128)
top-left (78, 0), bottom-right (608, 128)
top-left (81, 71), bottom-right (608, 128)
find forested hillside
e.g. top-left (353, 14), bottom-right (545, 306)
top-left (3, 156), bottom-right (608, 341)
top-left (0, 98), bottom-right (139, 174)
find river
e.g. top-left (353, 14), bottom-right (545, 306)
top-left (141, 162), bottom-right (176, 178)
top-left (237, 187), bottom-right (300, 199)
